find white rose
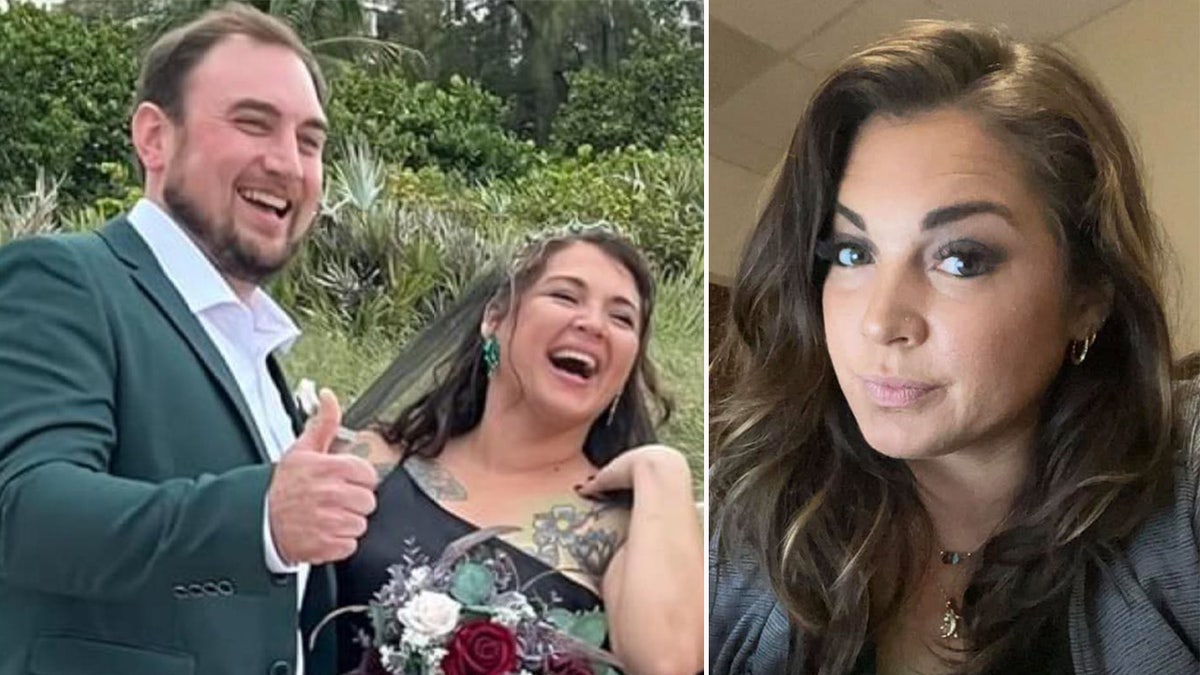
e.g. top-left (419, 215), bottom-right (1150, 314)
top-left (396, 591), bottom-right (462, 642)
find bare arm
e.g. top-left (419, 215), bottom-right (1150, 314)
top-left (343, 430), bottom-right (403, 480)
top-left (586, 446), bottom-right (704, 675)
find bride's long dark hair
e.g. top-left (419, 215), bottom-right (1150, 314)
top-left (711, 21), bottom-right (1180, 675)
top-left (344, 226), bottom-right (672, 468)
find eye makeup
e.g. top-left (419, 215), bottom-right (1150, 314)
top-left (930, 238), bottom-right (1007, 278)
top-left (815, 235), bottom-right (875, 267)
top-left (815, 231), bottom-right (1008, 279)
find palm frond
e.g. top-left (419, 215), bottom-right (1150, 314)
top-left (311, 35), bottom-right (429, 78)
top-left (0, 169), bottom-right (62, 246)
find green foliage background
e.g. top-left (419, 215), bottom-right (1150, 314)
top-left (0, 5), bottom-right (137, 206)
top-left (0, 2), bottom-right (704, 487)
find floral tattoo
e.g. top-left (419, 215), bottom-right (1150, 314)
top-left (529, 504), bottom-right (620, 578)
top-left (346, 441), bottom-right (398, 480)
top-left (406, 457), bottom-right (468, 501)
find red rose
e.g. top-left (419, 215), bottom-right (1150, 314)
top-left (441, 620), bottom-right (520, 675)
top-left (543, 653), bottom-right (594, 675)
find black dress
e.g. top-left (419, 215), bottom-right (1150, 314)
top-left (334, 463), bottom-right (605, 673)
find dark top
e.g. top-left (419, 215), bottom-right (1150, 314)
top-left (334, 463), bottom-right (604, 673)
top-left (841, 620), bottom-right (1073, 674)
top-left (710, 377), bottom-right (1200, 675)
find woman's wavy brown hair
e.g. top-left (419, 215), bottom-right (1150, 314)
top-left (345, 227), bottom-right (672, 468)
top-left (710, 21), bottom-right (1180, 675)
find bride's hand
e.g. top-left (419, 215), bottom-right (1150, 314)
top-left (575, 443), bottom-right (691, 495)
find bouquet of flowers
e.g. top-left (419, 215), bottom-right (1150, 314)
top-left (314, 527), bottom-right (624, 675)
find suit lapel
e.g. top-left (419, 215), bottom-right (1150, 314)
top-left (267, 354), bottom-right (305, 436)
top-left (98, 217), bottom-right (271, 464)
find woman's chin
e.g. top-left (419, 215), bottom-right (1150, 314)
top-left (858, 424), bottom-right (943, 461)
top-left (526, 396), bottom-right (604, 431)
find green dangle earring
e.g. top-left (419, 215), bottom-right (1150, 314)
top-left (482, 335), bottom-right (501, 377)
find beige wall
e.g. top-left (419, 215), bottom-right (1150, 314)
top-left (1059, 0), bottom-right (1200, 354)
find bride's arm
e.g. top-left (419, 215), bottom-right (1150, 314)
top-left (582, 446), bottom-right (703, 675)
top-left (343, 429), bottom-right (403, 480)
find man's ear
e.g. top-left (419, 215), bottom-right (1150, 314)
top-left (130, 101), bottom-right (173, 176)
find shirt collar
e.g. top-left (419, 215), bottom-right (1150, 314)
top-left (126, 198), bottom-right (300, 354)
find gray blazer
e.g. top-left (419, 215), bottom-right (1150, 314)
top-left (710, 378), bottom-right (1200, 675)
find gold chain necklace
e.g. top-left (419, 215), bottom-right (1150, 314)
top-left (935, 548), bottom-right (974, 640)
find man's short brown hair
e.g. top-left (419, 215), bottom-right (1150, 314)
top-left (136, 2), bottom-right (328, 121)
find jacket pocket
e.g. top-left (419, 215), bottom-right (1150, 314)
top-left (28, 634), bottom-right (194, 675)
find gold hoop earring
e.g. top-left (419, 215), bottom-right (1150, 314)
top-left (1070, 332), bottom-right (1097, 365)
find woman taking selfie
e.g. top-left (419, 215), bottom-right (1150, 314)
top-left (710, 21), bottom-right (1198, 675)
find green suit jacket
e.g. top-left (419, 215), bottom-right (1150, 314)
top-left (0, 218), bottom-right (336, 675)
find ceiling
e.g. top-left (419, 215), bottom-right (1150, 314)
top-left (708, 0), bottom-right (1137, 281)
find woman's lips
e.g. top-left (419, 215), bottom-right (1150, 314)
top-left (859, 376), bottom-right (941, 409)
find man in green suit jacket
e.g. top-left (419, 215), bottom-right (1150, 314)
top-left (0, 5), bottom-right (379, 674)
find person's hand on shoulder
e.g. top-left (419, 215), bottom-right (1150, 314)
top-left (576, 443), bottom-right (692, 495)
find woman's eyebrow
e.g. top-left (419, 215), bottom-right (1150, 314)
top-left (921, 200), bottom-right (1015, 230)
top-left (835, 203), bottom-right (867, 231)
top-left (834, 200), bottom-right (1015, 231)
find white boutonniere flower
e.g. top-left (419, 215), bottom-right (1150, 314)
top-left (295, 378), bottom-right (321, 416)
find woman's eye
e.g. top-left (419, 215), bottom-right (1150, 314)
top-left (835, 246), bottom-right (873, 266)
top-left (816, 238), bottom-right (873, 268)
top-left (612, 314), bottom-right (636, 328)
top-left (933, 242), bottom-right (999, 278)
top-left (549, 291), bottom-right (577, 303)
top-left (833, 243), bottom-right (872, 267)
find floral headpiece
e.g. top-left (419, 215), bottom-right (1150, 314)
top-left (509, 221), bottom-right (628, 276)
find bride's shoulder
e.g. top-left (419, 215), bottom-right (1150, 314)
top-left (344, 429), bottom-right (404, 480)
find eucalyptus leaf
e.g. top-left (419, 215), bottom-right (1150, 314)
top-left (463, 606), bottom-right (497, 618)
top-left (450, 562), bottom-right (494, 605)
top-left (545, 607), bottom-right (575, 630)
top-left (567, 609), bottom-right (608, 647)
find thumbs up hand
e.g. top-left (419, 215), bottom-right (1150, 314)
top-left (268, 389), bottom-right (379, 565)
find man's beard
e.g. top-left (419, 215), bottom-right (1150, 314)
top-left (163, 178), bottom-right (301, 287)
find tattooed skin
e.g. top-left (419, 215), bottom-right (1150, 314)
top-left (405, 456), bottom-right (468, 501)
top-left (345, 441), bottom-right (399, 481)
top-left (528, 503), bottom-right (622, 580)
top-left (401, 458), bottom-right (625, 583)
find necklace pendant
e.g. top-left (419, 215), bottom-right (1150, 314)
top-left (939, 600), bottom-right (962, 640)
top-left (940, 550), bottom-right (968, 565)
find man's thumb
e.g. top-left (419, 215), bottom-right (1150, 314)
top-left (299, 388), bottom-right (341, 453)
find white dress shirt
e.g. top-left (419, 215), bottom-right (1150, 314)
top-left (128, 198), bottom-right (308, 673)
